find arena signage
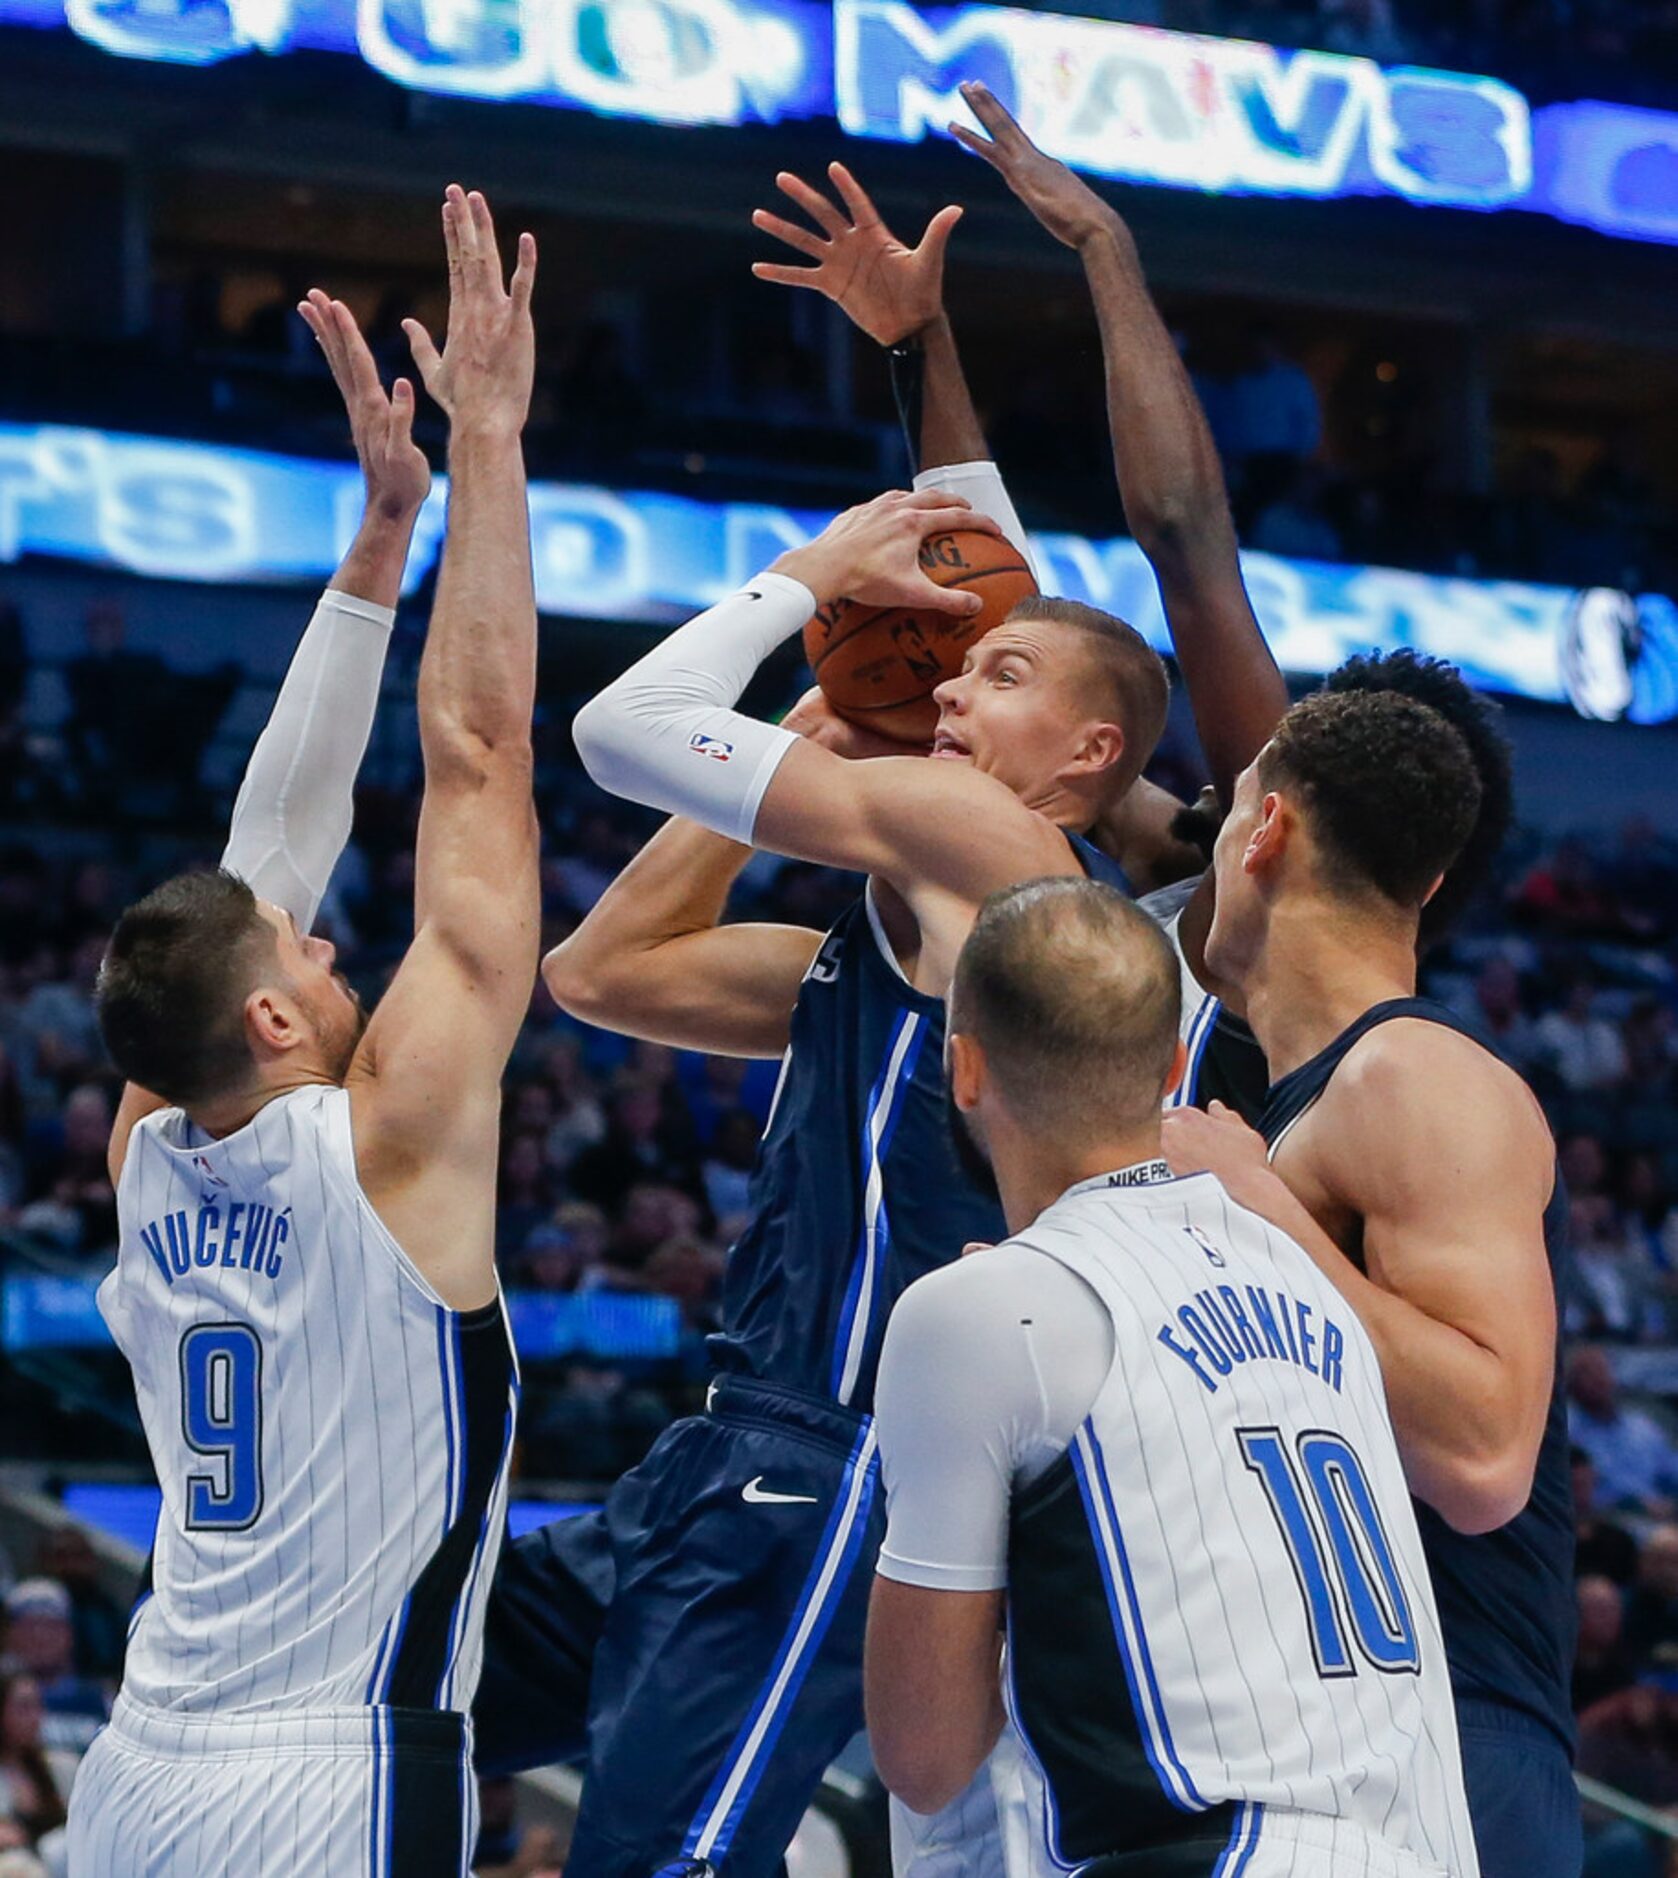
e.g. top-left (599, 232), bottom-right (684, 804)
top-left (4, 0), bottom-right (1678, 243)
top-left (4, 422), bottom-right (1675, 725)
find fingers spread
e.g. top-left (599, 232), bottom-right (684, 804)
top-left (959, 79), bottom-right (1022, 143)
top-left (751, 262), bottom-right (822, 289)
top-left (751, 208), bottom-right (827, 260)
top-left (918, 203), bottom-right (964, 260)
top-left (825, 161), bottom-right (879, 229)
top-left (947, 122), bottom-right (1000, 166)
top-left (402, 317), bottom-right (442, 386)
top-left (775, 170), bottom-right (847, 237)
top-left (331, 299), bottom-right (383, 404)
top-left (510, 230), bottom-right (537, 316)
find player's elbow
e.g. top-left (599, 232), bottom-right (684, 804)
top-left (541, 934), bottom-right (624, 1026)
top-left (1430, 1444), bottom-right (1537, 1536)
top-left (872, 1737), bottom-right (970, 1819)
top-left (570, 691), bottom-right (630, 793)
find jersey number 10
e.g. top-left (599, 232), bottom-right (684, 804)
top-left (1237, 1426), bottom-right (1420, 1678)
top-left (180, 1322), bottom-right (265, 1532)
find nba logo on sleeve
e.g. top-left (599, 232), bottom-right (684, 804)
top-left (688, 732), bottom-right (735, 763)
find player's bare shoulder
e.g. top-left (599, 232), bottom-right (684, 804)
top-left (1319, 1018), bottom-right (1554, 1197)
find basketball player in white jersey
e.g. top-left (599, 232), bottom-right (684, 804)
top-left (67, 186), bottom-right (539, 1877)
top-left (867, 877), bottom-right (1480, 1878)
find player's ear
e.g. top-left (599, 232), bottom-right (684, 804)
top-left (1419, 870), bottom-right (1446, 908)
top-left (1068, 718), bottom-right (1125, 783)
top-left (947, 1029), bottom-right (986, 1112)
top-left (246, 986), bottom-right (303, 1058)
top-left (1162, 1038), bottom-right (1188, 1101)
top-left (1243, 791), bottom-right (1290, 877)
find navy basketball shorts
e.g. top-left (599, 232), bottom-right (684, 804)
top-left (475, 1375), bottom-right (885, 1878)
top-left (1456, 1698), bottom-right (1582, 1878)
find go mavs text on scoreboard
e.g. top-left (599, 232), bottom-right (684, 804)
top-left (3, 0), bottom-right (1676, 245)
top-left (2, 423), bottom-right (1674, 726)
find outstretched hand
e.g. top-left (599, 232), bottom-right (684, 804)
top-left (751, 161), bottom-right (961, 348)
top-left (298, 291), bottom-right (430, 521)
top-left (773, 488), bottom-right (999, 616)
top-left (950, 81), bottom-right (1124, 253)
top-left (403, 185), bottom-right (537, 432)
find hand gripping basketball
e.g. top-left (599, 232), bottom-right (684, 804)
top-left (775, 491), bottom-right (1036, 741)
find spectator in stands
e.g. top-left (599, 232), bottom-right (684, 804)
top-left (16, 1085), bottom-right (115, 1258)
top-left (1624, 1526), bottom-right (1678, 1665)
top-left (642, 1236), bottom-right (725, 1331)
top-left (1624, 1153), bottom-right (1678, 1275)
top-left (496, 1131), bottom-right (557, 1267)
top-left (0, 601), bottom-right (28, 812)
top-left (1514, 839), bottom-right (1627, 939)
top-left (1574, 1448), bottom-right (1640, 1586)
top-left (1215, 322), bottom-right (1322, 523)
top-left (701, 1109), bottom-right (760, 1240)
top-left (518, 1200), bottom-right (609, 1294)
top-left (568, 1080), bottom-right (696, 1210)
top-left (11, 936), bottom-right (104, 1104)
top-left (538, 1038), bottom-right (606, 1174)
top-left (1622, 1001), bottom-right (1678, 1101)
top-left (0, 1045), bottom-right (27, 1225)
top-left (1569, 1191), bottom-right (1662, 1342)
top-left (549, 809), bottom-right (631, 917)
top-left (1576, 1575), bottom-right (1636, 1712)
top-left (603, 1183), bottom-right (703, 1287)
top-left (1537, 975), bottom-right (1631, 1093)
top-left (31, 1533), bottom-right (122, 1686)
top-left (0, 1673), bottom-right (65, 1853)
top-left (0, 1583), bottom-right (107, 1757)
top-left (1577, 1683), bottom-right (1678, 1813)
top-left (1248, 463), bottom-right (1344, 561)
top-left (1569, 1346), bottom-right (1678, 1518)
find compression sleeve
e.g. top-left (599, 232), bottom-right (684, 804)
top-left (874, 1246), bottom-right (1112, 1592)
top-left (570, 571), bottom-right (806, 845)
top-left (913, 460), bottom-right (1039, 585)
top-left (220, 587), bottom-right (394, 930)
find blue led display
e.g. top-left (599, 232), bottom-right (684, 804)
top-left (2, 0), bottom-right (1674, 241)
top-left (2, 422), bottom-right (1675, 724)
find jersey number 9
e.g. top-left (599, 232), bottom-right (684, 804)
top-left (180, 1322), bottom-right (265, 1532)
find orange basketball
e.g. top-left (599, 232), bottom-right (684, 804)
top-left (802, 527), bottom-right (1038, 742)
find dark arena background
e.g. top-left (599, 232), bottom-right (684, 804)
top-left (2, 0), bottom-right (1678, 1870)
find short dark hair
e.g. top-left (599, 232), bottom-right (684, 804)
top-left (1009, 596), bottom-right (1170, 795)
top-left (1323, 650), bottom-right (1512, 945)
top-left (951, 876), bottom-right (1181, 1135)
top-left (1258, 690), bottom-right (1482, 912)
top-left (96, 870), bottom-right (276, 1108)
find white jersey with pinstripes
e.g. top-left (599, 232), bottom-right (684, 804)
top-left (101, 1084), bottom-right (516, 1720)
top-left (1017, 1172), bottom-right (1477, 1874)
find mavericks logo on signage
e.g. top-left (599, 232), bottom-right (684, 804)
top-left (2, 0), bottom-right (1677, 241)
top-left (2, 421), bottom-right (1675, 726)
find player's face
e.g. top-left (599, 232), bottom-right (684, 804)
top-left (1204, 755), bottom-right (1269, 982)
top-left (931, 622), bottom-right (1114, 802)
top-left (256, 902), bottom-right (367, 1081)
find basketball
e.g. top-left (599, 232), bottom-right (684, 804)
top-left (802, 527), bottom-right (1038, 742)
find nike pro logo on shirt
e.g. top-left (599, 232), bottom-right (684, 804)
top-left (741, 1477), bottom-right (818, 1506)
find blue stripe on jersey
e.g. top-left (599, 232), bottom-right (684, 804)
top-left (1169, 993), bottom-right (1220, 1111)
top-left (1070, 1423), bottom-right (1208, 1812)
top-left (682, 1420), bottom-right (881, 1865)
top-left (1214, 1801), bottom-right (1264, 1876)
top-left (830, 1012), bottom-right (927, 1404)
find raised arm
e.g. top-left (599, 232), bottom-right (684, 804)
top-left (349, 187), bottom-right (542, 1309)
top-left (108, 294), bottom-right (427, 1184)
top-left (954, 82), bottom-right (1286, 808)
top-left (752, 163), bottom-right (1034, 570)
top-left (570, 492), bottom-right (1071, 981)
top-left (1163, 1027), bottom-right (1557, 1533)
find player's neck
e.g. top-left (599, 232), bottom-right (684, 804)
top-left (1244, 897), bottom-right (1420, 1080)
top-left (189, 1064), bottom-right (340, 1140)
top-left (994, 1124), bottom-right (1166, 1236)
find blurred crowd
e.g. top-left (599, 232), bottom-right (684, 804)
top-left (3, 578), bottom-right (1678, 1861)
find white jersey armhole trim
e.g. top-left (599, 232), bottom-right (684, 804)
top-left (863, 880), bottom-right (912, 988)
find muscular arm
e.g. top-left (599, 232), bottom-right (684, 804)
top-left (543, 817), bottom-right (819, 1058)
top-left (953, 82), bottom-right (1285, 810)
top-left (108, 295), bottom-right (423, 1185)
top-left (350, 190), bottom-right (542, 1309)
top-left (1169, 1028), bottom-right (1557, 1532)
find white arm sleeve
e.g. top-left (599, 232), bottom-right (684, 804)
top-left (570, 571), bottom-right (807, 845)
top-left (874, 1246), bottom-right (1112, 1593)
top-left (220, 587), bottom-right (394, 931)
top-left (913, 460), bottom-right (1039, 586)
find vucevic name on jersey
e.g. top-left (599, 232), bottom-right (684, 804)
top-left (103, 1084), bottom-right (517, 1721)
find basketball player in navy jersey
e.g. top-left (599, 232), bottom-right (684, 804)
top-left (1163, 689), bottom-right (1580, 1878)
top-left (471, 134), bottom-right (1291, 1878)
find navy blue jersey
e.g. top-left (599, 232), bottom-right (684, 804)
top-left (1261, 997), bottom-right (1577, 1752)
top-left (710, 833), bottom-right (1129, 1415)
